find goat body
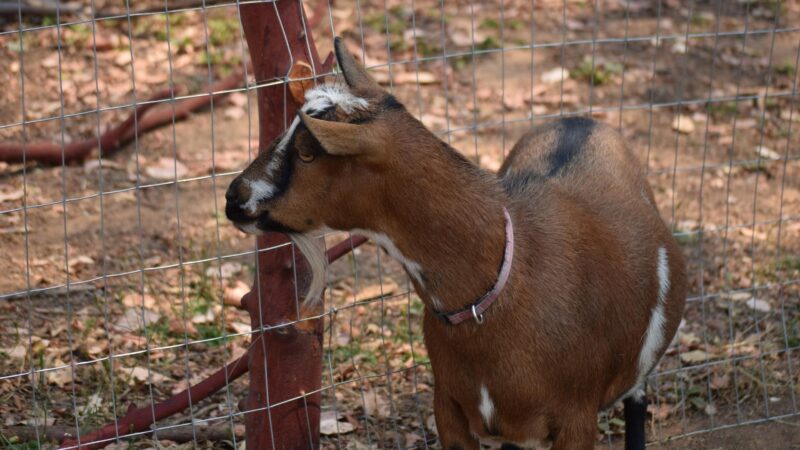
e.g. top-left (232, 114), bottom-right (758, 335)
top-left (225, 38), bottom-right (687, 450)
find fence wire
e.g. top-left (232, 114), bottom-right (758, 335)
top-left (0, 0), bottom-right (798, 449)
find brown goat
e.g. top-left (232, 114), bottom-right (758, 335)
top-left (225, 38), bottom-right (687, 450)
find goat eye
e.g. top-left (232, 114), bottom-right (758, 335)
top-left (298, 150), bottom-right (315, 163)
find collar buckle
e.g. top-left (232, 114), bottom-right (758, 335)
top-left (471, 304), bottom-right (485, 325)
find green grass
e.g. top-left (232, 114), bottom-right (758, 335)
top-left (207, 16), bottom-right (239, 46)
top-left (775, 61), bottom-right (796, 77)
top-left (706, 101), bottom-right (740, 120)
top-left (0, 433), bottom-right (42, 450)
top-left (571, 57), bottom-right (622, 86)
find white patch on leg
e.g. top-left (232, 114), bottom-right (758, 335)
top-left (243, 179), bottom-right (276, 214)
top-left (636, 246), bottom-right (671, 382)
top-left (479, 384), bottom-right (494, 426)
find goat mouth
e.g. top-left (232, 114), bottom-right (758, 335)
top-left (230, 213), bottom-right (299, 236)
top-left (232, 220), bottom-right (264, 235)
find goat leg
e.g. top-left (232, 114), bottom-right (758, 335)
top-left (434, 391), bottom-right (480, 450)
top-left (550, 410), bottom-right (596, 450)
top-left (623, 395), bottom-right (647, 450)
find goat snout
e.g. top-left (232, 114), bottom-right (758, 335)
top-left (225, 177), bottom-right (255, 223)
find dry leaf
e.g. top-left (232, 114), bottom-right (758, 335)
top-left (363, 388), bottom-right (391, 418)
top-left (228, 321), bottom-right (251, 335)
top-left (0, 188), bottom-right (24, 203)
top-left (710, 373), bottom-right (729, 390)
top-left (755, 146), bottom-right (781, 160)
top-left (320, 410), bottom-right (355, 435)
top-left (3, 345), bottom-right (27, 360)
top-left (223, 281), bottom-right (249, 307)
top-left (114, 308), bottom-right (161, 332)
top-left (356, 280), bottom-right (399, 300)
top-left (541, 67), bottom-right (569, 84)
top-left (206, 262), bottom-right (243, 279)
top-left (647, 403), bottom-right (672, 421)
top-left (145, 157), bottom-right (189, 180)
top-left (672, 115), bottom-right (695, 134)
top-left (47, 365), bottom-right (73, 388)
top-left (127, 366), bottom-right (170, 385)
top-left (122, 293), bottom-right (156, 310)
top-left (746, 298), bottom-right (771, 313)
top-left (680, 349), bottom-right (709, 364)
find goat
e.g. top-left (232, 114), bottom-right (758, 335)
top-left (225, 37), bottom-right (687, 450)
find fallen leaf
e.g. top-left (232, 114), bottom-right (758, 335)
top-left (320, 410), bottom-right (355, 435)
top-left (228, 321), bottom-right (251, 335)
top-left (746, 298), bottom-right (771, 313)
top-left (710, 373), bottom-right (729, 390)
top-left (681, 349), bottom-right (709, 364)
top-left (672, 115), bottom-right (695, 134)
top-left (0, 188), bottom-right (24, 203)
top-left (145, 157), bottom-right (189, 180)
top-left (114, 308), bottom-right (161, 332)
top-left (2, 345), bottom-right (27, 360)
top-left (647, 403), bottom-right (672, 421)
top-left (363, 388), bottom-right (391, 418)
top-left (169, 319), bottom-right (198, 336)
top-left (541, 67), bottom-right (569, 84)
top-left (191, 309), bottom-right (216, 324)
top-left (206, 262), bottom-right (243, 279)
top-left (755, 146), bottom-right (781, 160)
top-left (127, 366), bottom-right (170, 385)
top-left (122, 293), bottom-right (156, 309)
top-left (356, 280), bottom-right (399, 300)
top-left (224, 280), bottom-right (249, 307)
top-left (46, 364), bottom-right (73, 388)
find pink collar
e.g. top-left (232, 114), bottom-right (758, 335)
top-left (433, 207), bottom-right (514, 325)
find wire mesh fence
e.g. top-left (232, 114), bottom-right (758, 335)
top-left (0, 0), bottom-right (798, 448)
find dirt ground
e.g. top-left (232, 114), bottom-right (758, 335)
top-left (1, 0), bottom-right (800, 448)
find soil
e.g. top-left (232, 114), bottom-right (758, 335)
top-left (1, 0), bottom-right (799, 449)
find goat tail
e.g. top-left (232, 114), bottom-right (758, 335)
top-left (623, 394), bottom-right (647, 450)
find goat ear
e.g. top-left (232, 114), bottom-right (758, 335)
top-left (299, 111), bottom-right (386, 157)
top-left (334, 37), bottom-right (382, 94)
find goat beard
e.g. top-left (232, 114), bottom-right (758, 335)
top-left (289, 232), bottom-right (328, 305)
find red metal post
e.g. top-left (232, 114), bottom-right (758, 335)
top-left (238, 2), bottom-right (326, 449)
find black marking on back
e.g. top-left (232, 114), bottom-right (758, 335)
top-left (502, 171), bottom-right (546, 196)
top-left (500, 444), bottom-right (523, 450)
top-left (379, 94), bottom-right (405, 111)
top-left (546, 117), bottom-right (595, 178)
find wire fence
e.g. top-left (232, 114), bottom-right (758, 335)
top-left (0, 0), bottom-right (798, 448)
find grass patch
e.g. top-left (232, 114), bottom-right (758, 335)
top-left (571, 57), bottom-right (622, 86)
top-left (207, 16), bottom-right (239, 46)
top-left (706, 101), bottom-right (740, 120)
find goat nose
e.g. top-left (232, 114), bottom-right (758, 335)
top-left (226, 177), bottom-right (244, 203)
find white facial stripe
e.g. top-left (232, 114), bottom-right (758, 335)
top-left (242, 179), bottom-right (276, 214)
top-left (268, 116), bottom-right (301, 178)
top-left (258, 85), bottom-right (369, 189)
top-left (636, 246), bottom-right (671, 383)
top-left (479, 384), bottom-right (495, 426)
